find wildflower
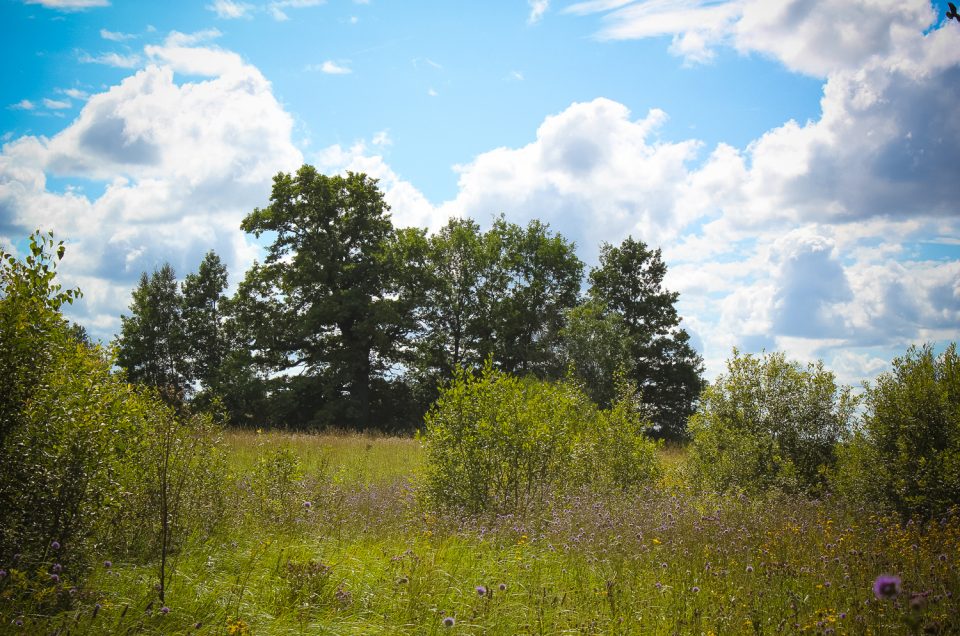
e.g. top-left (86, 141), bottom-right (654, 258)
top-left (442, 616), bottom-right (456, 627)
top-left (746, 565), bottom-right (754, 573)
top-left (303, 501), bottom-right (312, 509)
top-left (692, 586), bottom-right (700, 593)
top-left (14, 618), bottom-right (23, 627)
top-left (104, 561), bottom-right (112, 569)
top-left (52, 563), bottom-right (62, 573)
top-left (50, 574), bottom-right (60, 584)
top-left (499, 583), bottom-right (507, 592)
top-left (476, 585), bottom-right (487, 596)
top-left (660, 562), bottom-right (668, 569)
top-left (50, 541), bottom-right (60, 551)
top-left (873, 574), bottom-right (901, 600)
top-left (160, 607), bottom-right (170, 615)
top-left (939, 554), bottom-right (948, 563)
top-left (0, 569), bottom-right (6, 579)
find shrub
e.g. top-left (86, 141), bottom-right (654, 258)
top-left (422, 364), bottom-right (659, 513)
top-left (688, 349), bottom-right (857, 495)
top-left (0, 232), bottom-right (225, 583)
top-left (835, 343), bottom-right (959, 519)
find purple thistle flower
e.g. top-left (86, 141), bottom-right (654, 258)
top-left (14, 618), bottom-right (23, 627)
top-left (476, 585), bottom-right (487, 596)
top-left (746, 565), bottom-right (754, 573)
top-left (442, 616), bottom-right (455, 627)
top-left (873, 574), bottom-right (901, 600)
top-left (691, 586), bottom-right (700, 593)
top-left (160, 606), bottom-right (170, 615)
top-left (104, 561), bottom-right (112, 569)
top-left (303, 501), bottom-right (312, 509)
top-left (498, 583), bottom-right (507, 592)
top-left (52, 563), bottom-right (62, 573)
top-left (50, 574), bottom-right (60, 584)
top-left (50, 541), bottom-right (60, 551)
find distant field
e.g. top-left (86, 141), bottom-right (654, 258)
top-left (12, 430), bottom-right (960, 635)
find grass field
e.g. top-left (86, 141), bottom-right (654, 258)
top-left (5, 430), bottom-right (959, 635)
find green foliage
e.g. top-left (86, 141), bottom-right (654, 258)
top-left (422, 363), bottom-right (659, 513)
top-left (487, 216), bottom-right (584, 377)
top-left (0, 231), bottom-right (80, 447)
top-left (0, 231), bottom-right (225, 597)
top-left (116, 263), bottom-right (189, 404)
top-left (589, 237), bottom-right (704, 440)
top-left (238, 167), bottom-right (413, 429)
top-left (182, 250), bottom-right (230, 400)
top-left (249, 447), bottom-right (305, 525)
top-left (558, 300), bottom-right (634, 408)
top-left (689, 349), bottom-right (857, 495)
top-left (835, 343), bottom-right (960, 519)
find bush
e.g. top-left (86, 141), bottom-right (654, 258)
top-left (0, 232), bottom-right (225, 582)
top-left (834, 343), bottom-right (959, 519)
top-left (421, 364), bottom-right (659, 513)
top-left (688, 349), bottom-right (857, 495)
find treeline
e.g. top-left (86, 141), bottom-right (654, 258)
top-left (116, 166), bottom-right (704, 437)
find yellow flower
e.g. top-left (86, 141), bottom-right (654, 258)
top-left (652, 538), bottom-right (661, 545)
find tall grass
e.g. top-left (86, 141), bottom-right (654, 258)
top-left (3, 431), bottom-right (958, 634)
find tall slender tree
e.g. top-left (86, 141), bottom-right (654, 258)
top-left (181, 251), bottom-right (229, 397)
top-left (116, 263), bottom-right (189, 403)
top-left (589, 237), bottom-right (704, 439)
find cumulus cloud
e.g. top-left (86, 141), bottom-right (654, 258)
top-left (0, 36), bottom-right (302, 341)
top-left (438, 98), bottom-right (700, 261)
top-left (571, 0), bottom-right (938, 76)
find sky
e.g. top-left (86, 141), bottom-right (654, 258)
top-left (1, 0), bottom-right (958, 386)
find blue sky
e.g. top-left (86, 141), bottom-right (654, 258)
top-left (1, 0), bottom-right (958, 385)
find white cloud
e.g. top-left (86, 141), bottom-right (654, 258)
top-left (268, 0), bottom-right (324, 21)
top-left (24, 0), bottom-right (108, 9)
top-left (207, 0), bottom-right (253, 19)
top-left (427, 88), bottom-right (439, 97)
top-left (78, 51), bottom-right (143, 68)
top-left (1, 36), bottom-right (302, 343)
top-left (9, 99), bottom-right (36, 110)
top-left (528, 0), bottom-right (549, 24)
top-left (508, 70), bottom-right (525, 81)
top-left (439, 98), bottom-right (699, 260)
top-left (572, 0), bottom-right (939, 76)
top-left (42, 98), bottom-right (72, 109)
top-left (371, 130), bottom-right (391, 146)
top-left (307, 60), bottom-right (352, 74)
top-left (100, 28), bottom-right (135, 41)
top-left (60, 88), bottom-right (89, 100)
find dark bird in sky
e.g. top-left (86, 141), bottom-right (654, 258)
top-left (948, 2), bottom-right (960, 22)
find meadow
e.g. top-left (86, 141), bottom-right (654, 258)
top-left (5, 430), bottom-right (957, 635)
